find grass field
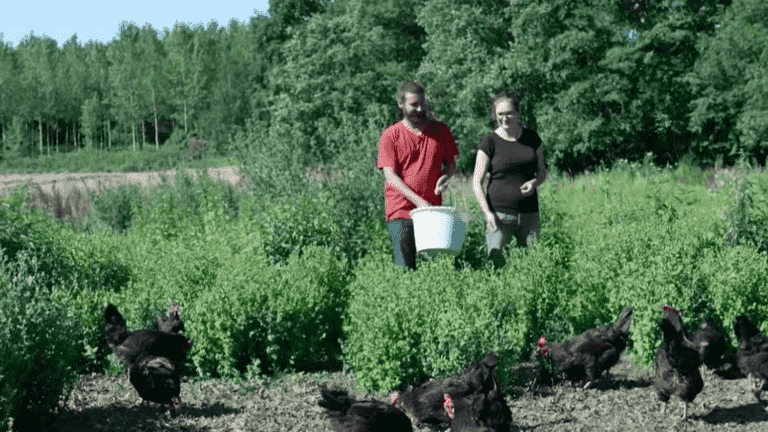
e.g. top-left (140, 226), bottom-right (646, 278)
top-left (4, 153), bottom-right (768, 431)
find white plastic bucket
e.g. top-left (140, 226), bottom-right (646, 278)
top-left (410, 206), bottom-right (468, 256)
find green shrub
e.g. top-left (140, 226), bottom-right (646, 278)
top-left (721, 164), bottom-right (768, 254)
top-left (345, 245), bottom-right (566, 392)
top-left (57, 230), bottom-right (131, 293)
top-left (1, 189), bottom-right (135, 378)
top-left (0, 252), bottom-right (81, 432)
top-left (698, 245), bottom-right (768, 334)
top-left (189, 246), bottom-right (345, 378)
top-left (257, 194), bottom-right (341, 266)
top-left (131, 171), bottom-right (240, 242)
top-left (344, 252), bottom-right (436, 391)
top-left (91, 184), bottom-right (142, 232)
top-left (0, 187), bottom-right (84, 292)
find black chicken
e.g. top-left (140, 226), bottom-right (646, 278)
top-left (654, 308), bottom-right (707, 421)
top-left (130, 355), bottom-right (183, 409)
top-left (448, 385), bottom-right (512, 432)
top-left (104, 304), bottom-right (192, 366)
top-left (391, 352), bottom-right (501, 431)
top-left (691, 318), bottom-right (728, 370)
top-left (535, 307), bottom-right (634, 389)
top-left (103, 304), bottom-right (193, 411)
top-left (153, 301), bottom-right (184, 334)
top-left (318, 385), bottom-right (413, 432)
top-left (733, 314), bottom-right (768, 401)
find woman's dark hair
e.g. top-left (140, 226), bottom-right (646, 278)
top-left (489, 90), bottom-right (522, 128)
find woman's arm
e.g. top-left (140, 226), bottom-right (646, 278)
top-left (472, 150), bottom-right (498, 231)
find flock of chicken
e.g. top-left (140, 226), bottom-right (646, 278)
top-left (102, 303), bottom-right (768, 431)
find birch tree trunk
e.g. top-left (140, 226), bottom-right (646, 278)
top-left (151, 86), bottom-right (159, 149)
top-left (38, 116), bottom-right (43, 156)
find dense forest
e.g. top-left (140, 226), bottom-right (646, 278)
top-left (0, 0), bottom-right (766, 173)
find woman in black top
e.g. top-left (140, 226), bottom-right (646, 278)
top-left (472, 91), bottom-right (547, 267)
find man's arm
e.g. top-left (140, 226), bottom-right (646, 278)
top-left (382, 167), bottom-right (431, 208)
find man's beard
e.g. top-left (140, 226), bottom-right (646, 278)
top-left (408, 112), bottom-right (426, 122)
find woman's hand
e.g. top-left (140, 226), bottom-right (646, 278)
top-left (520, 179), bottom-right (537, 196)
top-left (485, 211), bottom-right (499, 232)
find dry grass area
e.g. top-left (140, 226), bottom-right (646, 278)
top-left (0, 167), bottom-right (246, 222)
top-left (0, 167), bottom-right (245, 198)
top-left (48, 354), bottom-right (768, 432)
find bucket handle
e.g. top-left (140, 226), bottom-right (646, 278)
top-left (437, 181), bottom-right (470, 224)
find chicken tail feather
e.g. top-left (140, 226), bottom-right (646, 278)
top-left (615, 307), bottom-right (634, 334)
top-left (104, 303), bottom-right (128, 349)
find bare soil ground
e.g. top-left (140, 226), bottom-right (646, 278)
top-left (48, 354), bottom-right (768, 432)
top-left (0, 167), bottom-right (246, 199)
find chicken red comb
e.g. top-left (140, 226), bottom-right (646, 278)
top-left (537, 336), bottom-right (549, 356)
top-left (442, 393), bottom-right (454, 420)
top-left (662, 304), bottom-right (684, 316)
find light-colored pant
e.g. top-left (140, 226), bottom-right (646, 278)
top-left (486, 211), bottom-right (540, 253)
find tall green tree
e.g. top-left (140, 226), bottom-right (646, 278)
top-left (497, 0), bottom-right (637, 172)
top-left (59, 35), bottom-right (90, 148)
top-left (269, 0), bottom-right (423, 162)
top-left (108, 23), bottom-right (144, 150)
top-left (80, 96), bottom-right (100, 148)
top-left (688, 0), bottom-right (768, 164)
top-left (163, 23), bottom-right (213, 134)
top-left (598, 0), bottom-right (730, 165)
top-left (137, 25), bottom-right (167, 149)
top-left (15, 34), bottom-right (60, 156)
top-left (196, 20), bottom-right (258, 146)
top-left (0, 40), bottom-right (21, 153)
top-left (487, 0), bottom-right (729, 172)
top-left (268, 0), bottom-right (331, 31)
top-left (84, 41), bottom-right (112, 148)
top-left (416, 0), bottom-right (512, 170)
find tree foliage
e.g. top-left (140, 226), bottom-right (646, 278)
top-left (0, 0), bottom-right (763, 172)
top-left (415, 0), bottom-right (512, 170)
top-left (688, 0), bottom-right (768, 164)
top-left (269, 0), bottom-right (423, 162)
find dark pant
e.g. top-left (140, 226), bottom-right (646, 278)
top-left (487, 212), bottom-right (540, 268)
top-left (387, 218), bottom-right (416, 270)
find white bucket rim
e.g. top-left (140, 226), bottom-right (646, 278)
top-left (410, 206), bottom-right (470, 224)
top-left (409, 206), bottom-right (458, 217)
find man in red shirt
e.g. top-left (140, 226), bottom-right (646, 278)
top-left (377, 81), bottom-right (459, 269)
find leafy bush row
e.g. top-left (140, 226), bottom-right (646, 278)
top-left (0, 252), bottom-right (83, 431)
top-left (187, 245), bottom-right (346, 378)
top-left (344, 243), bottom-right (568, 392)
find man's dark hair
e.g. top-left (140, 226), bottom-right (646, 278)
top-left (397, 81), bottom-right (426, 103)
top-left (394, 81), bottom-right (433, 120)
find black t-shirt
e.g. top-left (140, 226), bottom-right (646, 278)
top-left (477, 128), bottom-right (542, 213)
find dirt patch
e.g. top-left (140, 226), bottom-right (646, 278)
top-left (0, 167), bottom-right (246, 199)
top-left (48, 353), bottom-right (768, 432)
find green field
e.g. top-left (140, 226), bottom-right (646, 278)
top-left (3, 143), bottom-right (768, 430)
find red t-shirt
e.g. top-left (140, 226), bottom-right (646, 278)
top-left (377, 120), bottom-right (459, 220)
